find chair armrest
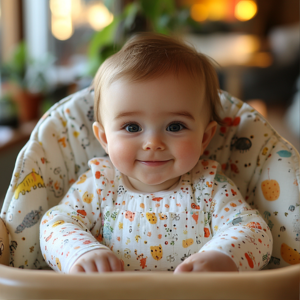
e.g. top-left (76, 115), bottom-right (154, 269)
top-left (0, 264), bottom-right (299, 299)
top-left (0, 218), bottom-right (9, 266)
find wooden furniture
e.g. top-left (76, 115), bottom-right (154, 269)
top-left (0, 120), bottom-right (36, 154)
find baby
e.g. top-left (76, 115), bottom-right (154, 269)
top-left (40, 33), bottom-right (272, 274)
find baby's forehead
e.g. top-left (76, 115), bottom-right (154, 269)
top-left (105, 75), bottom-right (203, 102)
top-left (100, 76), bottom-right (209, 123)
top-left (105, 71), bottom-right (205, 94)
top-left (106, 72), bottom-right (205, 99)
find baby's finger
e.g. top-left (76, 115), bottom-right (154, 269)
top-left (95, 257), bottom-right (112, 272)
top-left (69, 264), bottom-right (85, 273)
top-left (174, 262), bottom-right (193, 273)
top-left (109, 256), bottom-right (123, 272)
top-left (81, 260), bottom-right (98, 273)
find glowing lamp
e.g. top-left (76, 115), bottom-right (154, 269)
top-left (87, 2), bottom-right (114, 31)
top-left (190, 4), bottom-right (209, 22)
top-left (235, 0), bottom-right (257, 22)
top-left (51, 16), bottom-right (73, 40)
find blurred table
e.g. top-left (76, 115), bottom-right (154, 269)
top-left (185, 33), bottom-right (261, 66)
top-left (0, 120), bottom-right (37, 154)
top-left (184, 33), bottom-right (271, 98)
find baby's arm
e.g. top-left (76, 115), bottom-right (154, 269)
top-left (176, 169), bottom-right (272, 273)
top-left (40, 168), bottom-right (121, 273)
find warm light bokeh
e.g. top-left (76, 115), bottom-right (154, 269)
top-left (234, 34), bottom-right (260, 60)
top-left (235, 0), bottom-right (257, 21)
top-left (71, 0), bottom-right (84, 23)
top-left (188, 0), bottom-right (258, 23)
top-left (190, 3), bottom-right (209, 22)
top-left (51, 15), bottom-right (73, 41)
top-left (87, 2), bottom-right (114, 31)
top-left (50, 0), bottom-right (73, 40)
top-left (190, 0), bottom-right (227, 22)
top-left (50, 0), bottom-right (114, 40)
top-left (50, 0), bottom-right (72, 17)
top-left (208, 0), bottom-right (227, 21)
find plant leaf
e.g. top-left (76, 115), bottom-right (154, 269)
top-left (123, 2), bottom-right (140, 31)
top-left (140, 0), bottom-right (161, 21)
top-left (88, 17), bottom-right (120, 59)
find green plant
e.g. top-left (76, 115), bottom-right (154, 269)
top-left (0, 93), bottom-right (18, 127)
top-left (1, 41), bottom-right (54, 94)
top-left (1, 42), bottom-right (27, 88)
top-left (87, 0), bottom-right (192, 76)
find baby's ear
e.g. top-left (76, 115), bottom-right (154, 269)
top-left (93, 122), bottom-right (108, 154)
top-left (201, 121), bottom-right (217, 152)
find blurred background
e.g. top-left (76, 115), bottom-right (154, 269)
top-left (0, 0), bottom-right (299, 204)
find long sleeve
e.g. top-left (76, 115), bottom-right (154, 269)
top-left (40, 158), bottom-right (273, 272)
top-left (40, 166), bottom-right (110, 273)
top-left (199, 171), bottom-right (273, 271)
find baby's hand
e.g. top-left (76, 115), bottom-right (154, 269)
top-left (69, 249), bottom-right (124, 273)
top-left (174, 250), bottom-right (238, 273)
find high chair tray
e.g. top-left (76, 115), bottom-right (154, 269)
top-left (0, 264), bottom-right (299, 299)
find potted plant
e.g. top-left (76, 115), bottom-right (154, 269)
top-left (0, 92), bottom-right (18, 127)
top-left (87, 0), bottom-right (192, 76)
top-left (1, 42), bottom-right (54, 122)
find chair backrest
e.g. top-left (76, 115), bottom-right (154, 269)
top-left (202, 91), bottom-right (300, 269)
top-left (1, 88), bottom-right (299, 270)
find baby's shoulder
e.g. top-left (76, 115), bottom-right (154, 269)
top-left (192, 159), bottom-right (237, 188)
top-left (88, 157), bottom-right (115, 181)
top-left (192, 159), bottom-right (220, 178)
top-left (191, 159), bottom-right (228, 187)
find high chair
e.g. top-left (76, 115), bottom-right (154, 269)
top-left (0, 88), bottom-right (299, 299)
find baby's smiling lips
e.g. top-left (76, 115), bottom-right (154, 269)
top-left (138, 160), bottom-right (171, 167)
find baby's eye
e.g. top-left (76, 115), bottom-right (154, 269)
top-left (125, 124), bottom-right (141, 133)
top-left (167, 123), bottom-right (185, 132)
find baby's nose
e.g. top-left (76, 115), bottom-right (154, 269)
top-left (142, 136), bottom-right (165, 151)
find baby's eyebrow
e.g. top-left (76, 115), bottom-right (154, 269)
top-left (168, 111), bottom-right (195, 121)
top-left (114, 110), bottom-right (195, 121)
top-left (114, 111), bottom-right (143, 120)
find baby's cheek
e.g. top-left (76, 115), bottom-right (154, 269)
top-left (175, 139), bottom-right (201, 159)
top-left (174, 139), bottom-right (202, 168)
top-left (108, 138), bottom-right (136, 171)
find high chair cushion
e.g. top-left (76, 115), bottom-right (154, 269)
top-left (202, 91), bottom-right (300, 269)
top-left (0, 88), bottom-right (299, 270)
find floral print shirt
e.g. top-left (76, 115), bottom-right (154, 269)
top-left (40, 158), bottom-right (272, 273)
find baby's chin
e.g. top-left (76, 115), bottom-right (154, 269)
top-left (128, 175), bottom-right (181, 193)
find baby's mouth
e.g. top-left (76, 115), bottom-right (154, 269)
top-left (137, 160), bottom-right (171, 167)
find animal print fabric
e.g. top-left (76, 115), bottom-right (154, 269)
top-left (1, 88), bottom-right (299, 270)
top-left (1, 89), bottom-right (106, 269)
top-left (40, 158), bottom-right (272, 273)
top-left (202, 92), bottom-right (300, 268)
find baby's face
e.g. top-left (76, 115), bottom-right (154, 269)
top-left (93, 72), bottom-right (216, 192)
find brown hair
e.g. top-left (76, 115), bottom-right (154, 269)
top-left (93, 33), bottom-right (222, 124)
